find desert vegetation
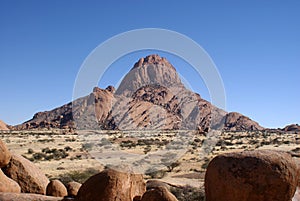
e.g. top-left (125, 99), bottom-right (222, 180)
top-left (1, 129), bottom-right (300, 201)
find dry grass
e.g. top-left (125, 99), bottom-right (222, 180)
top-left (1, 129), bottom-right (299, 192)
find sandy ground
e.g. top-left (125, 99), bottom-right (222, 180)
top-left (1, 129), bottom-right (299, 187)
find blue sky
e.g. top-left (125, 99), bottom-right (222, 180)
top-left (0, 1), bottom-right (299, 128)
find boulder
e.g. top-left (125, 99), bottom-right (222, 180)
top-left (0, 192), bottom-right (62, 201)
top-left (66, 181), bottom-right (81, 197)
top-left (0, 139), bottom-right (11, 168)
top-left (141, 186), bottom-right (178, 201)
top-left (0, 169), bottom-right (21, 193)
top-left (3, 154), bottom-right (49, 194)
top-left (205, 150), bottom-right (298, 201)
top-left (46, 180), bottom-right (67, 197)
top-left (146, 180), bottom-right (171, 191)
top-left (75, 168), bottom-right (145, 201)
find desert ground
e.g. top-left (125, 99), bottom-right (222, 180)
top-left (1, 129), bottom-right (299, 199)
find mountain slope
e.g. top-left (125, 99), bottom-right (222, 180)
top-left (0, 120), bottom-right (9, 130)
top-left (13, 54), bottom-right (264, 132)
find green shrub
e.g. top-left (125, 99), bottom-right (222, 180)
top-left (171, 185), bottom-right (205, 201)
top-left (58, 168), bottom-right (100, 185)
top-left (145, 168), bottom-right (166, 179)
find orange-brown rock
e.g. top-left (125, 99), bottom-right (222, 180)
top-left (141, 186), bottom-right (178, 201)
top-left (13, 54), bottom-right (264, 132)
top-left (283, 124), bottom-right (300, 132)
top-left (93, 86), bottom-right (114, 125)
top-left (117, 54), bottom-right (183, 96)
top-left (0, 169), bottom-right (21, 193)
top-left (0, 120), bottom-right (9, 130)
top-left (205, 150), bottom-right (298, 201)
top-left (146, 180), bottom-right (171, 191)
top-left (3, 154), bottom-right (49, 194)
top-left (0, 139), bottom-right (11, 168)
top-left (66, 181), bottom-right (81, 197)
top-left (46, 180), bottom-right (67, 197)
top-left (75, 168), bottom-right (145, 201)
top-left (224, 112), bottom-right (263, 131)
top-left (0, 192), bottom-right (62, 201)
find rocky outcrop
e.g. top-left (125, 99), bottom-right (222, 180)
top-left (46, 180), bottom-right (67, 197)
top-left (3, 154), bottom-right (50, 195)
top-left (141, 186), bottom-right (178, 201)
top-left (0, 139), bottom-right (11, 168)
top-left (205, 150), bottom-right (298, 201)
top-left (283, 124), bottom-right (300, 132)
top-left (13, 102), bottom-right (74, 130)
top-left (75, 168), bottom-right (145, 201)
top-left (13, 54), bottom-right (264, 132)
top-left (0, 169), bottom-right (21, 193)
top-left (66, 181), bottom-right (81, 197)
top-left (224, 112), bottom-right (263, 131)
top-left (0, 120), bottom-right (9, 130)
top-left (0, 192), bottom-right (62, 201)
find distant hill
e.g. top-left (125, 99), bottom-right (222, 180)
top-left (282, 124), bottom-right (300, 132)
top-left (13, 54), bottom-right (264, 132)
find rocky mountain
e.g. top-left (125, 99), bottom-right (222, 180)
top-left (282, 124), bottom-right (300, 132)
top-left (0, 120), bottom-right (9, 130)
top-left (13, 54), bottom-right (264, 132)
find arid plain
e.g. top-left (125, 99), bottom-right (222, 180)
top-left (2, 129), bottom-right (299, 189)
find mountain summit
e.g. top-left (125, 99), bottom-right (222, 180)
top-left (13, 54), bottom-right (263, 132)
top-left (116, 54), bottom-right (183, 96)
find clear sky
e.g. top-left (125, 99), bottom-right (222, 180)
top-left (0, 0), bottom-right (299, 128)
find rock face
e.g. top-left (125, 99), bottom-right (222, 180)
top-left (283, 124), bottom-right (300, 132)
top-left (75, 168), bottom-right (145, 201)
top-left (66, 181), bottom-right (81, 197)
top-left (224, 112), bottom-right (263, 131)
top-left (0, 169), bottom-right (21, 193)
top-left (13, 54), bottom-right (264, 132)
top-left (0, 139), bottom-right (11, 168)
top-left (0, 120), bottom-right (9, 130)
top-left (46, 180), bottom-right (67, 197)
top-left (13, 102), bottom-right (74, 130)
top-left (116, 54), bottom-right (183, 96)
top-left (141, 186), bottom-right (178, 201)
top-left (3, 154), bottom-right (50, 195)
top-left (0, 192), bottom-right (62, 201)
top-left (205, 150), bottom-right (298, 201)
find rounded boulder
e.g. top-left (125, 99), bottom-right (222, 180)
top-left (0, 139), bottom-right (11, 168)
top-left (205, 150), bottom-right (298, 201)
top-left (0, 169), bottom-right (21, 193)
top-left (46, 179), bottom-right (67, 197)
top-left (66, 181), bottom-right (81, 197)
top-left (141, 186), bottom-right (178, 201)
top-left (75, 168), bottom-right (145, 201)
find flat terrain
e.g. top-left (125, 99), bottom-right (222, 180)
top-left (1, 129), bottom-right (299, 188)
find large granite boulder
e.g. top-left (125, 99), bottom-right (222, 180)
top-left (0, 169), bottom-right (21, 193)
top-left (75, 168), bottom-right (145, 201)
top-left (46, 180), bottom-right (67, 197)
top-left (205, 150), bottom-right (298, 201)
top-left (141, 186), bottom-right (178, 201)
top-left (3, 154), bottom-right (49, 194)
top-left (0, 139), bottom-right (11, 168)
